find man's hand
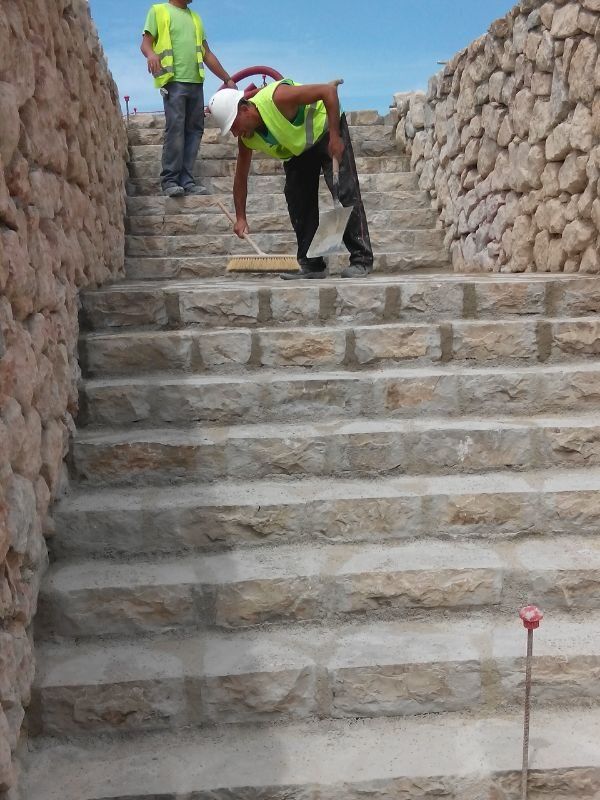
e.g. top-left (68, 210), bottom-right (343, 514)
top-left (147, 53), bottom-right (162, 76)
top-left (328, 133), bottom-right (345, 163)
top-left (234, 218), bottom-right (249, 238)
top-left (225, 79), bottom-right (238, 89)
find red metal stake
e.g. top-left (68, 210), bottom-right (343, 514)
top-left (519, 605), bottom-right (544, 800)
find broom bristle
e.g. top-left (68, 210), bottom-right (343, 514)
top-left (226, 255), bottom-right (299, 273)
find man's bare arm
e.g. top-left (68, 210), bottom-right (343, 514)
top-left (203, 40), bottom-right (237, 87)
top-left (233, 140), bottom-right (253, 236)
top-left (141, 32), bottom-right (161, 76)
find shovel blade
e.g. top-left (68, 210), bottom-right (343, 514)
top-left (306, 205), bottom-right (353, 259)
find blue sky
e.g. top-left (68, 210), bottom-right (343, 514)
top-left (89, 0), bottom-right (514, 113)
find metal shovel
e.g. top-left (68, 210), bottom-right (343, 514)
top-left (306, 156), bottom-right (353, 259)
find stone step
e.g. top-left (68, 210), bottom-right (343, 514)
top-left (32, 709), bottom-right (600, 800)
top-left (50, 467), bottom-right (600, 559)
top-left (79, 361), bottom-right (600, 429)
top-left (70, 413), bottom-right (600, 487)
top-left (31, 615), bottom-right (600, 735)
top-left (126, 109), bottom-right (391, 130)
top-left (80, 275), bottom-right (600, 333)
top-left (126, 189), bottom-right (432, 216)
top-left (38, 535), bottom-right (600, 639)
top-left (128, 155), bottom-right (410, 180)
top-left (125, 207), bottom-right (438, 237)
top-left (21, 708), bottom-right (600, 800)
top-left (127, 122), bottom-right (395, 146)
top-left (80, 317), bottom-right (600, 378)
top-left (129, 130), bottom-right (397, 156)
top-left (124, 250), bottom-right (449, 280)
top-left (125, 228), bottom-right (444, 258)
top-left (127, 170), bottom-right (419, 196)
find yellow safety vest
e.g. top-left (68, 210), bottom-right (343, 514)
top-left (242, 79), bottom-right (331, 161)
top-left (152, 3), bottom-right (205, 88)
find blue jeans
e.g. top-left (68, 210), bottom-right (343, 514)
top-left (161, 81), bottom-right (205, 190)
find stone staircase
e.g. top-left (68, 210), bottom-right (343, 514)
top-left (22, 111), bottom-right (600, 798)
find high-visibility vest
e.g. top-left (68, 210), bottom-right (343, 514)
top-left (242, 79), bottom-right (331, 161)
top-left (151, 3), bottom-right (205, 88)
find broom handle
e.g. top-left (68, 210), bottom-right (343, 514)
top-left (215, 200), bottom-right (266, 257)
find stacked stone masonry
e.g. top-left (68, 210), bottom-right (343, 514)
top-left (395, 0), bottom-right (600, 274)
top-left (19, 108), bottom-right (600, 798)
top-left (0, 0), bottom-right (127, 793)
top-left (9, 1), bottom-right (600, 798)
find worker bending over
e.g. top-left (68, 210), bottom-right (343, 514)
top-left (208, 79), bottom-right (373, 279)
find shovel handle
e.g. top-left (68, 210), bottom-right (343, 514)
top-left (332, 156), bottom-right (340, 204)
top-left (328, 79), bottom-right (343, 203)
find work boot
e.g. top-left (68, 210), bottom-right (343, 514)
top-left (184, 183), bottom-right (210, 196)
top-left (163, 185), bottom-right (185, 197)
top-left (280, 267), bottom-right (328, 280)
top-left (341, 264), bottom-right (372, 278)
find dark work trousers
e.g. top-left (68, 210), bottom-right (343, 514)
top-left (283, 114), bottom-right (373, 271)
top-left (161, 81), bottom-right (205, 190)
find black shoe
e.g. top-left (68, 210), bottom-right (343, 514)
top-left (280, 268), bottom-right (329, 280)
top-left (162, 185), bottom-right (185, 197)
top-left (183, 183), bottom-right (210, 196)
top-left (341, 264), bottom-right (372, 278)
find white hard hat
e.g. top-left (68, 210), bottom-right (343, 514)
top-left (207, 88), bottom-right (244, 136)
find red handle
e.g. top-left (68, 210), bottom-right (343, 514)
top-left (219, 66), bottom-right (284, 98)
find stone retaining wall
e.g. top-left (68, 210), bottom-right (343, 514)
top-left (0, 0), bottom-right (127, 792)
top-left (395, 0), bottom-right (600, 273)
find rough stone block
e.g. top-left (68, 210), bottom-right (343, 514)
top-left (213, 579), bottom-right (324, 628)
top-left (452, 321), bottom-right (538, 361)
top-left (203, 667), bottom-right (319, 723)
top-left (200, 331), bottom-right (253, 369)
top-left (354, 324), bottom-right (442, 365)
top-left (331, 660), bottom-right (481, 717)
top-left (334, 284), bottom-right (387, 324)
top-left (474, 282), bottom-right (545, 316)
top-left (179, 290), bottom-right (260, 327)
top-left (269, 287), bottom-right (321, 324)
top-left (259, 329), bottom-right (346, 368)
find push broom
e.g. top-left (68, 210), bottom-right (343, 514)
top-left (215, 200), bottom-right (299, 273)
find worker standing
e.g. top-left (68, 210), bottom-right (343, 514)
top-left (141, 0), bottom-right (237, 197)
top-left (208, 79), bottom-right (373, 278)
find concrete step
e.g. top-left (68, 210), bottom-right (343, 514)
top-left (127, 170), bottom-right (419, 196)
top-left (31, 615), bottom-right (600, 735)
top-left (129, 132), bottom-right (398, 158)
top-left (80, 317), bottom-right (600, 378)
top-left (38, 535), bottom-right (600, 639)
top-left (49, 467), bottom-right (600, 558)
top-left (124, 250), bottom-right (450, 280)
top-left (128, 155), bottom-right (409, 178)
top-left (21, 708), bottom-right (600, 800)
top-left (80, 275), bottom-right (465, 332)
top-left (124, 228), bottom-right (443, 258)
top-left (70, 413), bottom-right (600, 486)
top-left (79, 361), bottom-right (600, 429)
top-left (126, 109), bottom-right (392, 131)
top-left (80, 275), bottom-right (600, 333)
top-left (126, 189), bottom-right (433, 216)
top-left (127, 122), bottom-right (396, 146)
top-left (125, 207), bottom-right (438, 237)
